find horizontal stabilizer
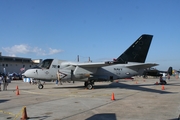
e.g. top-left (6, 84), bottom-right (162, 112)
top-left (126, 63), bottom-right (158, 69)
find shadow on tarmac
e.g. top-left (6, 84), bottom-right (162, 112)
top-left (166, 82), bottom-right (180, 86)
top-left (0, 99), bottom-right (10, 103)
top-left (49, 82), bottom-right (176, 94)
top-left (108, 82), bottom-right (176, 94)
top-left (169, 118), bottom-right (180, 120)
top-left (27, 115), bottom-right (50, 120)
top-left (85, 113), bottom-right (116, 120)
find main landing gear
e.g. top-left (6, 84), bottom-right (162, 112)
top-left (160, 80), bottom-right (167, 85)
top-left (84, 80), bottom-right (94, 90)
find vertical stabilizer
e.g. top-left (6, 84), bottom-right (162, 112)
top-left (167, 67), bottom-right (173, 75)
top-left (116, 34), bottom-right (153, 63)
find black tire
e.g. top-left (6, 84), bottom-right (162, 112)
top-left (87, 83), bottom-right (93, 90)
top-left (164, 81), bottom-right (167, 85)
top-left (160, 81), bottom-right (166, 85)
top-left (84, 81), bottom-right (88, 87)
top-left (38, 84), bottom-right (44, 89)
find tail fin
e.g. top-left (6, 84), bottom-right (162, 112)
top-left (116, 34), bottom-right (153, 63)
top-left (167, 67), bottom-right (173, 75)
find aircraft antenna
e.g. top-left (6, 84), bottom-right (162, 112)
top-left (77, 55), bottom-right (79, 62)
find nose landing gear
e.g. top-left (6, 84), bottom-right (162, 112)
top-left (37, 80), bottom-right (45, 89)
top-left (38, 84), bottom-right (44, 89)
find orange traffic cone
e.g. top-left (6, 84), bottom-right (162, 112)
top-left (111, 93), bottom-right (115, 101)
top-left (161, 85), bottom-right (165, 90)
top-left (155, 82), bottom-right (159, 85)
top-left (16, 85), bottom-right (19, 95)
top-left (21, 106), bottom-right (29, 120)
top-left (16, 88), bottom-right (20, 95)
top-left (135, 81), bottom-right (138, 84)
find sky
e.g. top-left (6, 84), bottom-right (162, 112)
top-left (0, 0), bottom-right (180, 70)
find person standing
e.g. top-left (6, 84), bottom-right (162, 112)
top-left (3, 75), bottom-right (8, 91)
top-left (55, 79), bottom-right (59, 86)
top-left (0, 75), bottom-right (3, 91)
top-left (57, 70), bottom-right (62, 85)
top-left (167, 74), bottom-right (170, 80)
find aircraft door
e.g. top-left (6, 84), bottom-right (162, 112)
top-left (71, 70), bottom-right (73, 80)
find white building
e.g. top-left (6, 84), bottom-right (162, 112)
top-left (0, 52), bottom-right (41, 74)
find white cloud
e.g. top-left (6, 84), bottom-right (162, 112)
top-left (2, 44), bottom-right (30, 54)
top-left (48, 48), bottom-right (63, 55)
top-left (2, 44), bottom-right (63, 56)
top-left (32, 47), bottom-right (46, 55)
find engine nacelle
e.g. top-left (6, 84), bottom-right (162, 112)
top-left (74, 73), bottom-right (90, 80)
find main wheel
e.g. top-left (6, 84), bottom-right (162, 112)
top-left (163, 81), bottom-right (167, 85)
top-left (87, 83), bottom-right (93, 90)
top-left (38, 84), bottom-right (44, 89)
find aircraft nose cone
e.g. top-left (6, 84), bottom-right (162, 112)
top-left (21, 72), bottom-right (27, 78)
top-left (22, 71), bottom-right (28, 78)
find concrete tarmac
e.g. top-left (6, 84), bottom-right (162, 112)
top-left (1, 77), bottom-right (180, 120)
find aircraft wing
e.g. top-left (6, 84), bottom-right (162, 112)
top-left (71, 62), bottom-right (158, 69)
top-left (125, 63), bottom-right (159, 69)
top-left (71, 61), bottom-right (116, 68)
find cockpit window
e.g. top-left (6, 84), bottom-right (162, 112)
top-left (38, 59), bottom-right (53, 69)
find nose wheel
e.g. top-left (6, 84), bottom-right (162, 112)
top-left (37, 80), bottom-right (44, 89)
top-left (38, 84), bottom-right (44, 89)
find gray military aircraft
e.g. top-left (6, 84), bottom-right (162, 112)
top-left (23, 34), bottom-right (158, 89)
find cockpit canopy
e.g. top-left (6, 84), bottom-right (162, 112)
top-left (38, 59), bottom-right (53, 69)
top-left (36, 59), bottom-right (69, 69)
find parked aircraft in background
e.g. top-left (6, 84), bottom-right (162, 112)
top-left (23, 34), bottom-right (158, 89)
top-left (143, 67), bottom-right (173, 78)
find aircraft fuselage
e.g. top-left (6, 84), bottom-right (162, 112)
top-left (23, 59), bottom-right (143, 82)
top-left (22, 34), bottom-right (158, 89)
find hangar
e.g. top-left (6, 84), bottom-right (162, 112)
top-left (0, 52), bottom-right (40, 74)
